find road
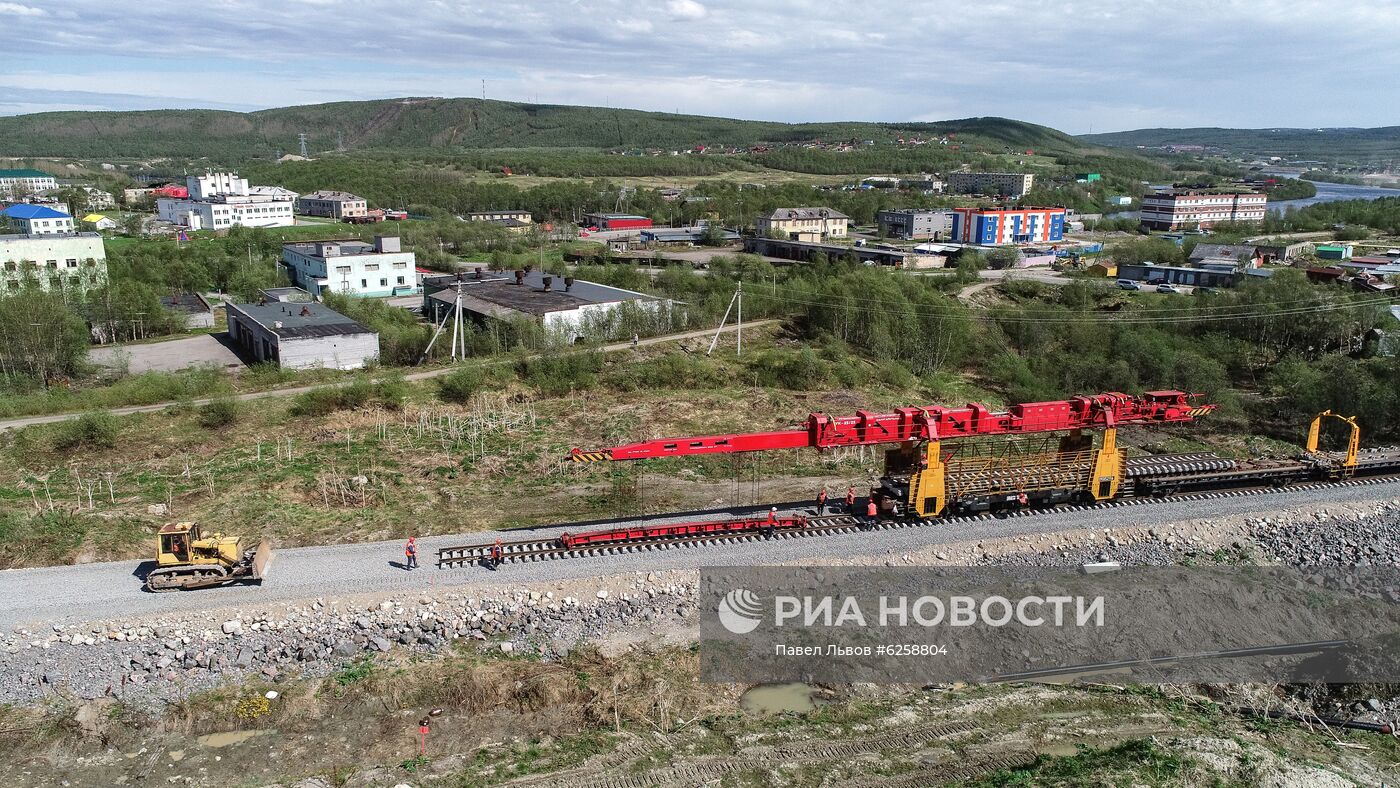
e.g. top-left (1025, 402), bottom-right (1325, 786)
top-left (0, 321), bottom-right (774, 432)
top-left (3, 479), bottom-right (1396, 631)
top-left (956, 268), bottom-right (1071, 301)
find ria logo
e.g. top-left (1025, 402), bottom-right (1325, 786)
top-left (717, 588), bottom-right (764, 634)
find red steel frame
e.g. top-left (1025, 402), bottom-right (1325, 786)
top-left (559, 516), bottom-right (808, 548)
top-left (572, 391), bottom-right (1216, 462)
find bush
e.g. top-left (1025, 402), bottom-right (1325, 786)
top-left (54, 411), bottom-right (119, 451)
top-left (517, 353), bottom-right (602, 396)
top-left (197, 397), bottom-right (240, 429)
top-left (289, 387), bottom-right (343, 417)
top-left (289, 378), bottom-right (406, 417)
top-left (437, 367), bottom-right (485, 404)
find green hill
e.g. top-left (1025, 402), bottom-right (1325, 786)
top-left (1080, 126), bottom-right (1400, 163)
top-left (0, 97), bottom-right (1089, 162)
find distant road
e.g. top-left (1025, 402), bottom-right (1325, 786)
top-left (0, 322), bottom-right (773, 432)
top-left (956, 268), bottom-right (1070, 302)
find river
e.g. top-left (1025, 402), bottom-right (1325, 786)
top-left (1266, 178), bottom-right (1400, 213)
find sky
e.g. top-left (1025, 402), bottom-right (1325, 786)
top-left (2, 0), bottom-right (1398, 134)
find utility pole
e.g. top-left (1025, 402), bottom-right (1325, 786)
top-left (707, 282), bottom-right (742, 357)
top-left (297, 133), bottom-right (308, 158)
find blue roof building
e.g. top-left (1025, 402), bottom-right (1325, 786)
top-left (2, 204), bottom-right (74, 235)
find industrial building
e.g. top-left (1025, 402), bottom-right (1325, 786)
top-left (0, 232), bottom-right (107, 293)
top-left (157, 172), bottom-right (296, 230)
top-left (757, 207), bottom-right (849, 241)
top-left (743, 237), bottom-right (942, 268)
top-left (1139, 190), bottom-right (1267, 230)
top-left (1254, 240), bottom-right (1312, 262)
top-left (877, 209), bottom-right (953, 240)
top-left (2, 204), bottom-right (75, 235)
top-left (639, 226), bottom-right (741, 245)
top-left (1188, 243), bottom-right (1262, 269)
top-left (949, 207), bottom-right (1066, 245)
top-left (281, 236), bottom-right (419, 298)
top-left (0, 169), bottom-right (57, 199)
top-left (464, 210), bottom-right (533, 225)
top-left (946, 172), bottom-right (1035, 197)
top-left (1115, 263), bottom-right (1237, 289)
top-left (225, 301), bottom-right (378, 370)
top-left (422, 268), bottom-right (665, 342)
top-left (582, 213), bottom-right (653, 231)
top-left (297, 191), bottom-right (368, 220)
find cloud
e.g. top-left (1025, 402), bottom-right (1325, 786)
top-left (0, 2), bottom-right (45, 15)
top-left (665, 0), bottom-right (707, 20)
top-left (0, 0), bottom-right (1396, 131)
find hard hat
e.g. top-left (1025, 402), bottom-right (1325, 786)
top-left (770, 506), bottom-right (778, 512)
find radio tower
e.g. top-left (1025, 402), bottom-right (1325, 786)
top-left (297, 133), bottom-right (309, 158)
top-left (336, 131), bottom-right (345, 152)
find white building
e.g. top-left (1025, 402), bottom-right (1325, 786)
top-left (0, 232), bottom-right (108, 294)
top-left (946, 172), bottom-right (1035, 198)
top-left (2, 204), bottom-right (75, 235)
top-left (281, 236), bottom-right (419, 298)
top-left (225, 301), bottom-right (378, 370)
top-left (157, 172), bottom-right (297, 230)
top-left (0, 169), bottom-right (57, 199)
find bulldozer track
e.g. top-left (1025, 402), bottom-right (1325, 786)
top-left (842, 749), bottom-right (1040, 787)
top-left (771, 719), bottom-right (979, 760)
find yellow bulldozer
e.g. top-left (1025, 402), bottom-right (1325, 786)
top-left (144, 522), bottom-right (273, 592)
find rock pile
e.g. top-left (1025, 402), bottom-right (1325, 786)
top-left (1248, 501), bottom-right (1400, 566)
top-left (0, 579), bottom-right (697, 708)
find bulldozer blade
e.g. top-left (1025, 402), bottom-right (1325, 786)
top-left (251, 540), bottom-right (274, 580)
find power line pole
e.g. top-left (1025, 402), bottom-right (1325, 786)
top-left (707, 282), bottom-right (742, 357)
top-left (297, 133), bottom-right (308, 158)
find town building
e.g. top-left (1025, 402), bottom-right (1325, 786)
top-left (259, 286), bottom-right (315, 303)
top-left (281, 236), bottom-right (418, 298)
top-left (1254, 241), bottom-right (1312, 263)
top-left (70, 186), bottom-right (115, 210)
top-left (156, 172), bottom-right (296, 230)
top-left (225, 301), bottom-right (378, 370)
top-left (81, 213), bottom-right (117, 231)
top-left (1138, 190), bottom-right (1267, 230)
top-left (124, 184), bottom-right (188, 202)
top-left (1315, 244), bottom-right (1353, 261)
top-left (0, 232), bottom-right (107, 293)
top-left (1115, 263), bottom-right (1237, 289)
top-left (949, 207), bottom-right (1066, 245)
top-left (2, 204), bottom-right (75, 235)
top-left (463, 210), bottom-right (532, 225)
top-left (422, 268), bottom-right (666, 342)
top-left (946, 172), bottom-right (1035, 198)
top-left (160, 293), bottom-right (216, 330)
top-left (757, 207), bottom-right (849, 241)
top-left (876, 209), bottom-right (953, 240)
top-left (0, 169), bottom-right (57, 199)
top-left (1188, 243), bottom-right (1262, 270)
top-left (297, 190), bottom-right (368, 220)
top-left (743, 237), bottom-right (942, 268)
top-left (582, 213), bottom-right (654, 231)
top-left (639, 225), bottom-right (741, 246)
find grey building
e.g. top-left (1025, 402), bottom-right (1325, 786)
top-left (297, 191), bottom-right (368, 220)
top-left (225, 301), bottom-right (378, 370)
top-left (1115, 263), bottom-right (1237, 289)
top-left (877, 209), bottom-right (953, 240)
top-left (422, 268), bottom-right (664, 342)
top-left (946, 172), bottom-right (1035, 197)
top-left (160, 293), bottom-right (215, 330)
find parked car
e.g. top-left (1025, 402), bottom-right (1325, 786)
top-left (1116, 279), bottom-right (1141, 291)
top-left (1196, 287), bottom-right (1219, 295)
top-left (1155, 283), bottom-right (1179, 294)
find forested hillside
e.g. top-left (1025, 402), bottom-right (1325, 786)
top-left (1081, 125), bottom-right (1400, 162)
top-left (0, 97), bottom-right (1089, 162)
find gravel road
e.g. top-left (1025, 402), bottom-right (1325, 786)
top-left (6, 479), bottom-right (1398, 632)
top-left (0, 321), bottom-right (772, 432)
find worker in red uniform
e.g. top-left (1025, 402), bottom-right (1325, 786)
top-left (405, 536), bottom-right (418, 570)
top-left (864, 497), bottom-right (879, 529)
top-left (1017, 491), bottom-right (1029, 507)
top-left (489, 538), bottom-right (503, 570)
top-left (844, 487), bottom-right (857, 515)
top-left (764, 506), bottom-right (778, 538)
top-left (816, 487), bottom-right (828, 515)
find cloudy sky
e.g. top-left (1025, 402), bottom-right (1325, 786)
top-left (2, 0), bottom-right (1397, 133)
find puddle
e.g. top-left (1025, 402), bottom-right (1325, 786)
top-left (196, 730), bottom-right (266, 748)
top-left (740, 683), bottom-right (830, 715)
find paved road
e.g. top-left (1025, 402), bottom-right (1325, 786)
top-left (0, 321), bottom-right (773, 432)
top-left (4, 480), bottom-right (1395, 631)
top-left (89, 334), bottom-right (245, 374)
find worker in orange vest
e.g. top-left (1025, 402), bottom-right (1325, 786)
top-left (405, 536), bottom-right (418, 570)
top-left (764, 506), bottom-right (778, 538)
top-left (864, 497), bottom-right (879, 529)
top-left (844, 487), bottom-right (857, 514)
top-left (489, 538), bottom-right (503, 570)
top-left (816, 487), bottom-right (828, 515)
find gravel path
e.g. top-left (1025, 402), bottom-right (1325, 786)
top-left (6, 479), bottom-right (1398, 632)
top-left (0, 321), bottom-right (773, 431)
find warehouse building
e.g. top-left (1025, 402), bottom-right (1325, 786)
top-left (1115, 263), bottom-right (1237, 289)
top-left (582, 213), bottom-right (653, 230)
top-left (225, 301), bottom-right (378, 370)
top-left (463, 210), bottom-right (533, 225)
top-left (877, 209), bottom-right (953, 240)
top-left (946, 172), bottom-right (1035, 197)
top-left (950, 207), bottom-right (1066, 245)
top-left (743, 237), bottom-right (941, 267)
top-left (422, 268), bottom-right (665, 342)
top-left (639, 225), bottom-right (741, 245)
top-left (297, 190), bottom-right (368, 220)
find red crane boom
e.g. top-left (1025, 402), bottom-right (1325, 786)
top-left (570, 391), bottom-right (1215, 462)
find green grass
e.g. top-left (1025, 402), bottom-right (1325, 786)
top-left (967, 739), bottom-right (1200, 787)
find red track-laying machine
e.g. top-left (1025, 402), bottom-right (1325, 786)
top-left (571, 391), bottom-right (1217, 518)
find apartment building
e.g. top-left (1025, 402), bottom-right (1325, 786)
top-left (0, 232), bottom-right (107, 293)
top-left (876, 209), bottom-right (953, 240)
top-left (757, 207), bottom-right (849, 241)
top-left (1139, 190), bottom-right (1268, 230)
top-left (0, 169), bottom-right (57, 199)
top-left (946, 171), bottom-right (1035, 198)
top-left (2, 204), bottom-right (75, 235)
top-left (298, 190), bottom-right (368, 220)
top-left (950, 207), bottom-right (1066, 245)
top-left (281, 236), bottom-right (419, 297)
top-left (157, 172), bottom-right (296, 230)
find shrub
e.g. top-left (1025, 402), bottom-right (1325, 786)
top-left (437, 367), bottom-right (486, 404)
top-left (197, 397), bottom-right (240, 429)
top-left (517, 353), bottom-right (602, 396)
top-left (54, 411), bottom-right (119, 451)
top-left (289, 377), bottom-right (408, 417)
top-left (289, 387), bottom-right (343, 417)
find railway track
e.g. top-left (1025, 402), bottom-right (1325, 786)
top-left (437, 462), bottom-right (1400, 569)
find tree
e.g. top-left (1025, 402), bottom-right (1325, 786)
top-left (120, 214), bottom-right (145, 237)
top-left (984, 247), bottom-right (1019, 270)
top-left (0, 288), bottom-right (89, 385)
